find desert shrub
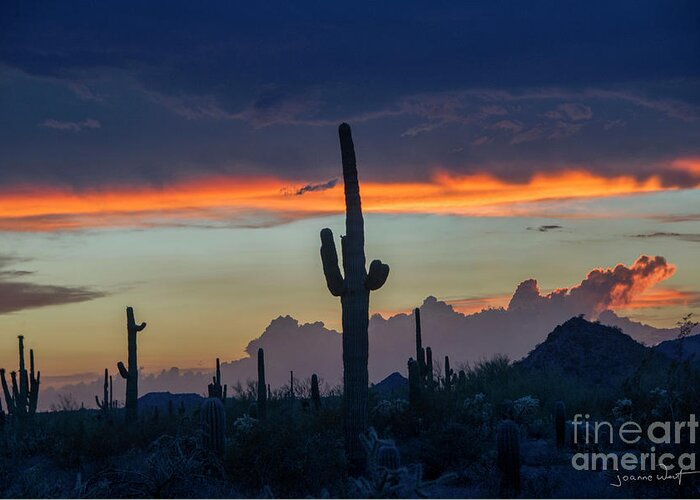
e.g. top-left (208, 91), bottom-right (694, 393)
top-left (370, 399), bottom-right (413, 438)
top-left (82, 435), bottom-right (229, 498)
top-left (414, 420), bottom-right (489, 479)
top-left (225, 406), bottom-right (346, 497)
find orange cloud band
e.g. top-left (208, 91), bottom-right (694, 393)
top-left (0, 167), bottom-right (696, 231)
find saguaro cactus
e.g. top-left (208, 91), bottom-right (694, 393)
top-left (414, 308), bottom-right (426, 379)
top-left (497, 420), bottom-right (521, 498)
top-left (1, 335), bottom-right (40, 420)
top-left (257, 348), bottom-right (267, 419)
top-left (554, 400), bottom-right (566, 448)
top-left (408, 358), bottom-right (421, 409)
top-left (320, 123), bottom-right (390, 469)
top-left (208, 358), bottom-right (227, 402)
top-left (117, 306), bottom-right (146, 423)
top-left (311, 373), bottom-right (321, 411)
top-left (289, 371), bottom-right (295, 399)
top-left (425, 347), bottom-right (434, 390)
top-left (201, 397), bottom-right (226, 457)
top-left (109, 375), bottom-right (114, 408)
top-left (95, 368), bottom-right (112, 414)
top-left (444, 355), bottom-right (453, 391)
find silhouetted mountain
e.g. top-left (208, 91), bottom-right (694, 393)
top-left (371, 372), bottom-right (407, 398)
top-left (517, 317), bottom-right (663, 388)
top-left (655, 333), bottom-right (700, 365)
top-left (138, 392), bottom-right (204, 411)
top-left (597, 309), bottom-right (678, 345)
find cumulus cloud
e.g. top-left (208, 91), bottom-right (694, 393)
top-left (40, 255), bottom-right (681, 410)
top-left (39, 118), bottom-right (101, 131)
top-left (509, 255), bottom-right (676, 315)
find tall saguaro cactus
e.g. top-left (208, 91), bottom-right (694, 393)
top-left (444, 355), bottom-right (453, 391)
top-left (311, 373), bottom-right (321, 411)
top-left (257, 348), bottom-right (267, 419)
top-left (414, 308), bottom-right (426, 379)
top-left (95, 368), bottom-right (112, 414)
top-left (425, 347), bottom-right (434, 390)
top-left (208, 358), bottom-right (227, 402)
top-left (1, 335), bottom-right (40, 420)
top-left (320, 123), bottom-right (390, 469)
top-left (117, 306), bottom-right (146, 422)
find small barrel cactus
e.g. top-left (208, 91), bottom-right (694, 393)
top-left (201, 397), bottom-right (226, 457)
top-left (377, 443), bottom-right (401, 470)
top-left (554, 400), bottom-right (566, 448)
top-left (497, 419), bottom-right (521, 498)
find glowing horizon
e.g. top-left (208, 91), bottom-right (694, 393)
top-left (0, 164), bottom-right (697, 232)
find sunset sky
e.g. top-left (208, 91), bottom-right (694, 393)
top-left (0, 1), bottom-right (699, 387)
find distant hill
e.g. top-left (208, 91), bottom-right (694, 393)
top-left (138, 392), bottom-right (204, 412)
top-left (371, 371), bottom-right (407, 398)
top-left (597, 309), bottom-right (678, 346)
top-left (655, 333), bottom-right (700, 364)
top-left (517, 316), bottom-right (667, 388)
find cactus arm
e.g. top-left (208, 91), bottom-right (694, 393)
top-left (0, 369), bottom-right (14, 414)
top-left (95, 368), bottom-right (109, 412)
top-left (365, 260), bottom-right (389, 290)
top-left (28, 375), bottom-right (39, 415)
top-left (10, 372), bottom-right (19, 402)
top-left (28, 349), bottom-right (39, 415)
top-left (10, 371), bottom-right (25, 416)
top-left (117, 361), bottom-right (129, 379)
top-left (18, 336), bottom-right (29, 406)
top-left (320, 228), bottom-right (344, 296)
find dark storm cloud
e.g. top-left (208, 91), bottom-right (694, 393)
top-left (293, 178), bottom-right (339, 196)
top-left (0, 255), bottom-right (106, 314)
top-left (631, 232), bottom-right (700, 243)
top-left (527, 225), bottom-right (563, 232)
top-left (0, 0), bottom-right (699, 187)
